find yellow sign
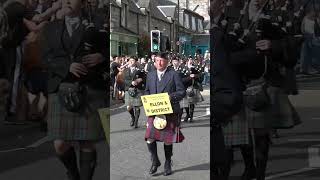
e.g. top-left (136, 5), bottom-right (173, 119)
top-left (98, 108), bottom-right (110, 145)
top-left (141, 93), bottom-right (173, 116)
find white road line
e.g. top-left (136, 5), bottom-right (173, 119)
top-left (193, 114), bottom-right (210, 119)
top-left (206, 107), bottom-right (210, 115)
top-left (110, 104), bottom-right (126, 111)
top-left (0, 147), bottom-right (27, 153)
top-left (27, 136), bottom-right (50, 148)
top-left (312, 117), bottom-right (320, 120)
top-left (196, 104), bottom-right (210, 107)
top-left (0, 136), bottom-right (50, 153)
top-left (265, 167), bottom-right (317, 180)
top-left (288, 139), bottom-right (320, 142)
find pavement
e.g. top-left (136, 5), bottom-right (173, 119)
top-left (110, 87), bottom-right (210, 180)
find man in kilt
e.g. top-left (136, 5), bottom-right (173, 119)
top-left (41, 0), bottom-right (108, 179)
top-left (0, 4), bottom-right (10, 123)
top-left (211, 0), bottom-right (302, 179)
top-left (181, 56), bottom-right (204, 122)
top-left (144, 52), bottom-right (186, 176)
top-left (123, 56), bottom-right (146, 128)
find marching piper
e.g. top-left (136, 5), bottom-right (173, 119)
top-left (123, 56), bottom-right (146, 128)
top-left (144, 52), bottom-right (186, 176)
top-left (181, 56), bottom-right (204, 123)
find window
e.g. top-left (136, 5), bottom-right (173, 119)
top-left (179, 12), bottom-right (183, 25)
top-left (198, 19), bottom-right (203, 32)
top-left (121, 3), bottom-right (127, 27)
top-left (192, 16), bottom-right (196, 31)
top-left (184, 14), bottom-right (189, 29)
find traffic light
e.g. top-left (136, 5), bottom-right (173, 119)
top-left (150, 30), bottom-right (161, 52)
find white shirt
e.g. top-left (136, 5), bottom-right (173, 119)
top-left (157, 68), bottom-right (167, 81)
top-left (130, 67), bottom-right (136, 74)
top-left (65, 16), bottom-right (80, 37)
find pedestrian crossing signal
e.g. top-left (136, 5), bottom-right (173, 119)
top-left (151, 30), bottom-right (161, 52)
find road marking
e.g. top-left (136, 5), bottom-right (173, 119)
top-left (265, 167), bottom-right (317, 179)
top-left (193, 114), bottom-right (210, 119)
top-left (0, 136), bottom-right (50, 153)
top-left (196, 104), bottom-right (210, 108)
top-left (312, 117), bottom-right (320, 120)
top-left (0, 147), bottom-right (28, 153)
top-left (288, 139), bottom-right (320, 142)
top-left (27, 136), bottom-right (50, 148)
top-left (110, 104), bottom-right (126, 111)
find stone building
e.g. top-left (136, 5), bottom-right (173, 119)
top-left (110, 0), bottom-right (208, 56)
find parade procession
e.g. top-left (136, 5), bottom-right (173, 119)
top-left (0, 0), bottom-right (320, 179)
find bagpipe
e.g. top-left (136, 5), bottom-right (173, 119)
top-left (212, 0), bottom-right (312, 50)
top-left (75, 0), bottom-right (109, 86)
top-left (128, 67), bottom-right (147, 97)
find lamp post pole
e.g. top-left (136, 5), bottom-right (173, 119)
top-left (177, 0), bottom-right (180, 54)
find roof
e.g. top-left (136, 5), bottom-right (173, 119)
top-left (133, 0), bottom-right (150, 8)
top-left (156, 0), bottom-right (177, 6)
top-left (127, 0), bottom-right (143, 14)
top-left (157, 5), bottom-right (176, 18)
top-left (149, 0), bottom-right (171, 22)
top-left (181, 8), bottom-right (204, 20)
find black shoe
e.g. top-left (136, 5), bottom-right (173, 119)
top-left (147, 142), bottom-right (161, 175)
top-left (163, 160), bottom-right (172, 176)
top-left (241, 168), bottom-right (256, 180)
top-left (149, 158), bottom-right (161, 175)
top-left (183, 116), bottom-right (189, 122)
top-left (67, 171), bottom-right (80, 180)
top-left (130, 120), bottom-right (134, 126)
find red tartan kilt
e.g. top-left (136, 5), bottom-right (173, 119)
top-left (145, 114), bottom-right (185, 143)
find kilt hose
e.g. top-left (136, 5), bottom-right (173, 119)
top-left (47, 89), bottom-right (106, 141)
top-left (145, 113), bottom-right (185, 143)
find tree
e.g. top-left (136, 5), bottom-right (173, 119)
top-left (138, 34), bottom-right (150, 57)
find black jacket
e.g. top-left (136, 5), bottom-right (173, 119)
top-left (41, 19), bottom-right (108, 93)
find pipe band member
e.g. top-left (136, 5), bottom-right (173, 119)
top-left (42, 0), bottom-right (108, 179)
top-left (144, 52), bottom-right (186, 176)
top-left (124, 56), bottom-right (146, 128)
